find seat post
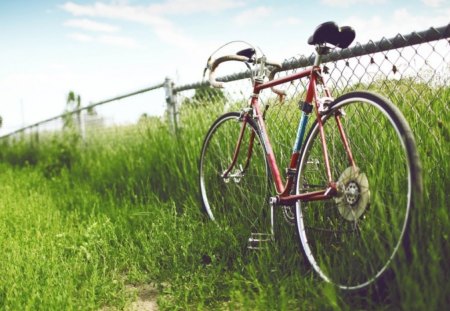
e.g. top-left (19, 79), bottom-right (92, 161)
top-left (314, 45), bottom-right (332, 66)
top-left (313, 50), bottom-right (322, 67)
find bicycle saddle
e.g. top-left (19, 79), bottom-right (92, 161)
top-left (308, 21), bottom-right (355, 49)
top-left (236, 48), bottom-right (256, 59)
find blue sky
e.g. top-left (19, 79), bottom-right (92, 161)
top-left (0, 0), bottom-right (449, 134)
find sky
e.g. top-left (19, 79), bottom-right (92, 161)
top-left (0, 0), bottom-right (449, 135)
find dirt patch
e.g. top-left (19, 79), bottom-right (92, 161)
top-left (127, 284), bottom-right (158, 311)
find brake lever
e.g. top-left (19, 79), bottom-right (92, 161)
top-left (203, 56), bottom-right (213, 78)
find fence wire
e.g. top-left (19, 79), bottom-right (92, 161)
top-left (1, 24), bottom-right (449, 173)
top-left (175, 24), bottom-right (449, 171)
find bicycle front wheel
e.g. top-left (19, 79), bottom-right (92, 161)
top-left (199, 112), bottom-right (271, 245)
top-left (295, 91), bottom-right (422, 290)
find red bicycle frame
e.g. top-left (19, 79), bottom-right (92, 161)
top-left (223, 64), bottom-right (356, 206)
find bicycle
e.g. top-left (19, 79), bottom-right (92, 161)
top-left (199, 21), bottom-right (422, 290)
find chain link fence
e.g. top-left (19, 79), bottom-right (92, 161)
top-left (1, 24), bottom-right (449, 172)
top-left (174, 24), bottom-right (449, 173)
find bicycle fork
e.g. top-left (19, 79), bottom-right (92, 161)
top-left (220, 112), bottom-right (256, 180)
top-left (218, 112), bottom-right (276, 250)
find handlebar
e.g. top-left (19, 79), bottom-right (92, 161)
top-left (268, 67), bottom-right (286, 97)
top-left (207, 55), bottom-right (286, 97)
top-left (207, 55), bottom-right (250, 88)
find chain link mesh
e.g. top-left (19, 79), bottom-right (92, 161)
top-left (175, 25), bottom-right (449, 173)
top-left (1, 25), bottom-right (448, 175)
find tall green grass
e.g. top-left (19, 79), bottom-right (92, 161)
top-left (0, 80), bottom-right (448, 310)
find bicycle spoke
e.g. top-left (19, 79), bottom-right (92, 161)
top-left (200, 113), bottom-right (271, 246)
top-left (295, 92), bottom-right (420, 289)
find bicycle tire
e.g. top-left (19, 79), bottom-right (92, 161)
top-left (295, 91), bottom-right (422, 290)
top-left (199, 112), bottom-right (271, 245)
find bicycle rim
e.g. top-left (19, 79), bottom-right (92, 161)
top-left (199, 112), bottom-right (271, 244)
top-left (295, 91), bottom-right (420, 290)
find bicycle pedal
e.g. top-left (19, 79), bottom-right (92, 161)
top-left (247, 233), bottom-right (273, 250)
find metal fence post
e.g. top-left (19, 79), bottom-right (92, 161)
top-left (34, 125), bottom-right (39, 145)
top-left (79, 110), bottom-right (86, 143)
top-left (0, 24), bottom-right (448, 142)
top-left (164, 77), bottom-right (178, 133)
top-left (76, 110), bottom-right (86, 142)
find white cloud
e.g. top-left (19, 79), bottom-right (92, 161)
top-left (233, 6), bottom-right (271, 26)
top-left (61, 0), bottom-right (227, 52)
top-left (153, 25), bottom-right (198, 51)
top-left (61, 2), bottom-right (164, 24)
top-left (67, 32), bottom-right (139, 49)
top-left (67, 32), bottom-right (94, 42)
top-left (61, 0), bottom-right (245, 18)
top-left (61, 2), bottom-right (108, 17)
top-left (321, 0), bottom-right (386, 6)
top-left (148, 0), bottom-right (246, 15)
top-left (274, 17), bottom-right (301, 27)
top-left (343, 8), bottom-right (450, 43)
top-left (285, 17), bottom-right (301, 25)
top-left (421, 0), bottom-right (445, 7)
top-left (64, 18), bottom-right (119, 32)
top-left (99, 35), bottom-right (139, 48)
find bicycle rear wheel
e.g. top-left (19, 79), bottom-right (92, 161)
top-left (295, 91), bottom-right (422, 290)
top-left (199, 112), bottom-right (271, 245)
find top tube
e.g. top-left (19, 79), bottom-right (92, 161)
top-left (254, 67), bottom-right (314, 93)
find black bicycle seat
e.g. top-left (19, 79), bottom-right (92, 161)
top-left (307, 21), bottom-right (355, 48)
top-left (236, 48), bottom-right (256, 59)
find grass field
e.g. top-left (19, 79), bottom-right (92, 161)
top-left (0, 80), bottom-right (448, 310)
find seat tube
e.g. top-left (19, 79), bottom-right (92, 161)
top-left (335, 112), bottom-right (356, 169)
top-left (310, 67), bottom-right (334, 185)
top-left (293, 112), bottom-right (309, 153)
